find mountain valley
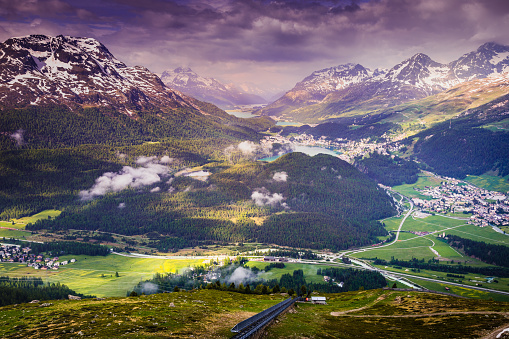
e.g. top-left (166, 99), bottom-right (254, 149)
top-left (1, 33), bottom-right (509, 338)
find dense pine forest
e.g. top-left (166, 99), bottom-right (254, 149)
top-left (0, 277), bottom-right (91, 306)
top-left (354, 152), bottom-right (420, 186)
top-left (27, 153), bottom-right (395, 251)
top-left (446, 235), bottom-right (509, 268)
top-left (131, 263), bottom-right (387, 296)
top-left (409, 95), bottom-right (509, 179)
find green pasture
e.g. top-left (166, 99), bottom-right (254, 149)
top-left (446, 224), bottom-right (509, 245)
top-left (380, 216), bottom-right (403, 231)
top-left (0, 254), bottom-right (203, 297)
top-left (245, 261), bottom-right (330, 284)
top-left (465, 174), bottom-right (509, 193)
top-left (369, 210), bottom-right (509, 261)
top-left (0, 221), bottom-right (26, 230)
top-left (429, 237), bottom-right (464, 259)
top-left (380, 264), bottom-right (509, 293)
top-left (12, 209), bottom-right (61, 225)
top-left (408, 279), bottom-right (509, 302)
top-left (391, 171), bottom-right (442, 199)
top-left (0, 229), bottom-right (32, 239)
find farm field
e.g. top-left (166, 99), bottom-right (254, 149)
top-left (405, 279), bottom-right (509, 302)
top-left (0, 254), bottom-right (203, 297)
top-left (354, 210), bottom-right (509, 261)
top-left (0, 228), bottom-right (32, 239)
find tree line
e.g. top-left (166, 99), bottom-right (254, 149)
top-left (373, 257), bottom-right (509, 277)
top-left (0, 276), bottom-right (92, 306)
top-left (446, 235), bottom-right (509, 268)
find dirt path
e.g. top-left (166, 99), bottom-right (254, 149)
top-left (482, 324), bottom-right (509, 339)
top-left (330, 292), bottom-right (393, 316)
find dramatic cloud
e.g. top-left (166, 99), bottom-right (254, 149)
top-left (251, 187), bottom-right (288, 208)
top-left (224, 140), bottom-right (274, 162)
top-left (79, 156), bottom-right (171, 200)
top-left (9, 129), bottom-right (24, 146)
top-left (237, 141), bottom-right (258, 155)
top-left (0, 0), bottom-right (508, 90)
top-left (272, 171), bottom-right (288, 182)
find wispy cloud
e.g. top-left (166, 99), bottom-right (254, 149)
top-left (79, 156), bottom-right (171, 201)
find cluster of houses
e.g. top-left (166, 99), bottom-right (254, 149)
top-left (0, 244), bottom-right (76, 271)
top-left (261, 134), bottom-right (404, 164)
top-left (411, 178), bottom-right (509, 227)
top-left (263, 256), bottom-right (289, 262)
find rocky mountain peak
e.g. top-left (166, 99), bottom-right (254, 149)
top-left (0, 34), bottom-right (197, 113)
top-left (173, 66), bottom-right (194, 73)
top-left (160, 67), bottom-right (266, 108)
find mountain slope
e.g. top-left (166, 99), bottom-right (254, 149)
top-left (258, 42), bottom-right (509, 123)
top-left (28, 152), bottom-right (395, 251)
top-left (0, 35), bottom-right (276, 150)
top-left (160, 67), bottom-right (266, 108)
top-left (0, 35), bottom-right (212, 115)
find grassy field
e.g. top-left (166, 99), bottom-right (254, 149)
top-left (407, 279), bottom-right (509, 302)
top-left (391, 171), bottom-right (442, 199)
top-left (355, 211), bottom-right (509, 261)
top-left (0, 229), bottom-right (32, 239)
top-left (11, 209), bottom-right (62, 225)
top-left (465, 174), bottom-right (509, 193)
top-left (245, 261), bottom-right (335, 284)
top-left (0, 254), bottom-right (203, 297)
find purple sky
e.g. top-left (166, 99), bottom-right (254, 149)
top-left (1, 0), bottom-right (508, 93)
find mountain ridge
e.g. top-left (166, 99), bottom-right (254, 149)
top-left (160, 67), bottom-right (267, 108)
top-left (258, 42), bottom-right (509, 122)
top-left (0, 34), bottom-right (225, 117)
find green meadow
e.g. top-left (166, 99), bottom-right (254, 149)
top-left (355, 211), bottom-right (509, 261)
top-left (465, 174), bottom-right (509, 192)
top-left (245, 261), bottom-right (336, 284)
top-left (391, 171), bottom-right (442, 199)
top-left (0, 254), bottom-right (204, 297)
top-left (12, 209), bottom-right (62, 225)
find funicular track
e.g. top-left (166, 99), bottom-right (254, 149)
top-left (230, 297), bottom-right (299, 339)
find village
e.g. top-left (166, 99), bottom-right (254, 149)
top-left (261, 133), bottom-right (403, 163)
top-left (0, 244), bottom-right (77, 271)
top-left (411, 177), bottom-right (509, 227)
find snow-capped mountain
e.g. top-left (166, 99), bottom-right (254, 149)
top-left (260, 63), bottom-right (377, 116)
top-left (0, 35), bottom-right (206, 114)
top-left (160, 67), bottom-right (266, 108)
top-left (258, 42), bottom-right (509, 121)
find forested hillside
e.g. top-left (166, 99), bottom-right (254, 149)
top-left (408, 95), bottom-right (509, 179)
top-left (354, 152), bottom-right (419, 186)
top-left (0, 104), bottom-right (272, 150)
top-left (28, 153), bottom-right (395, 251)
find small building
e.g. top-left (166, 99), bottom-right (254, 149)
top-left (311, 296), bottom-right (327, 304)
top-left (264, 256), bottom-right (276, 262)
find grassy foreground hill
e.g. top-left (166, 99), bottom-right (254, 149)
top-left (0, 289), bottom-right (508, 338)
